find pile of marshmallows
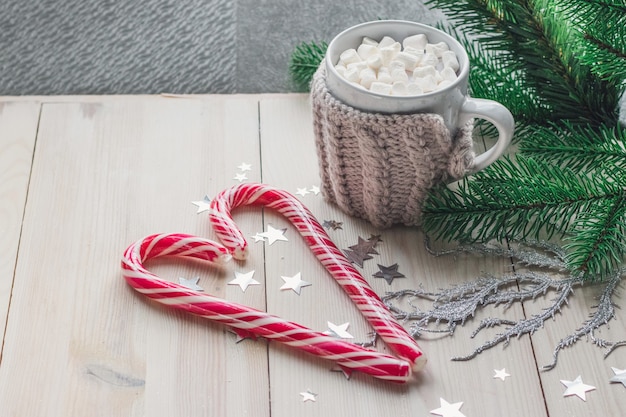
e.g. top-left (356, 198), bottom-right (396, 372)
top-left (334, 34), bottom-right (460, 96)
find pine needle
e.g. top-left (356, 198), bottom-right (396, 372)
top-left (288, 41), bottom-right (327, 91)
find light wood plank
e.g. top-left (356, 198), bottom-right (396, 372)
top-left (526, 279), bottom-right (626, 415)
top-left (0, 96), bottom-right (268, 417)
top-left (258, 95), bottom-right (546, 416)
top-left (0, 101), bottom-right (40, 343)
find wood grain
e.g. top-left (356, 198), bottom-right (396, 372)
top-left (0, 102), bottom-right (40, 344)
top-left (0, 94), bottom-right (624, 417)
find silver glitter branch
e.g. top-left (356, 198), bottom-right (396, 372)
top-left (383, 240), bottom-right (625, 370)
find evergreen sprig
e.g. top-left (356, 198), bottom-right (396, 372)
top-left (288, 41), bottom-right (327, 91)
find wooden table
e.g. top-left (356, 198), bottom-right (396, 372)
top-left (1, 94), bottom-right (624, 417)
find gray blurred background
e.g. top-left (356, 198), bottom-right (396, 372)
top-left (0, 0), bottom-right (442, 95)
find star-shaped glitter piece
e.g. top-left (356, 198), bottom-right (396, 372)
top-left (331, 365), bottom-right (353, 380)
top-left (324, 322), bottom-right (354, 339)
top-left (493, 368), bottom-right (511, 381)
top-left (191, 195), bottom-right (212, 213)
top-left (430, 398), bottom-right (466, 417)
top-left (259, 225), bottom-right (288, 245)
top-left (349, 236), bottom-right (380, 256)
top-left (296, 187), bottom-right (310, 196)
top-left (280, 273), bottom-right (311, 295)
top-left (310, 185), bottom-right (321, 195)
top-left (373, 263), bottom-right (405, 285)
top-left (610, 367), bottom-right (626, 388)
top-left (251, 232), bottom-right (266, 243)
top-left (233, 172), bottom-right (248, 182)
top-left (561, 375), bottom-right (596, 401)
top-left (178, 277), bottom-right (204, 291)
top-left (344, 249), bottom-right (373, 267)
top-left (230, 328), bottom-right (258, 343)
top-left (322, 220), bottom-right (343, 230)
top-left (237, 162), bottom-right (252, 172)
top-left (228, 270), bottom-right (260, 292)
top-left (300, 389), bottom-right (317, 402)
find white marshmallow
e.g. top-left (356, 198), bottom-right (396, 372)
top-left (420, 52), bottom-right (439, 68)
top-left (339, 48), bottom-right (362, 65)
top-left (403, 34), bottom-right (428, 51)
top-left (362, 36), bottom-right (379, 46)
top-left (441, 50), bottom-right (460, 71)
top-left (391, 81), bottom-right (408, 96)
top-left (388, 60), bottom-right (406, 72)
top-left (394, 51), bottom-right (419, 71)
top-left (439, 66), bottom-right (458, 82)
top-left (380, 43), bottom-right (401, 66)
top-left (426, 42), bottom-right (449, 57)
top-left (359, 68), bottom-right (377, 88)
top-left (357, 44), bottom-right (379, 60)
top-left (377, 68), bottom-right (393, 84)
top-left (366, 54), bottom-right (384, 70)
top-left (378, 36), bottom-right (397, 48)
top-left (370, 81), bottom-right (392, 95)
top-left (415, 75), bottom-right (438, 93)
top-left (347, 61), bottom-right (368, 73)
top-left (344, 67), bottom-right (360, 83)
top-left (335, 64), bottom-right (347, 77)
top-left (412, 65), bottom-right (437, 79)
top-left (391, 68), bottom-right (409, 83)
top-left (407, 83), bottom-right (424, 95)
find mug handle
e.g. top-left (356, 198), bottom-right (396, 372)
top-left (458, 98), bottom-right (515, 173)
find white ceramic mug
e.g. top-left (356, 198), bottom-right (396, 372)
top-left (325, 20), bottom-right (514, 173)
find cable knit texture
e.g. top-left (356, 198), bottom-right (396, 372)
top-left (311, 64), bottom-right (475, 229)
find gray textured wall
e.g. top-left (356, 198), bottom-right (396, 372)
top-left (0, 0), bottom-right (442, 95)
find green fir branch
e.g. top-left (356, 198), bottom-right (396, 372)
top-left (288, 41), bottom-right (327, 91)
top-left (519, 122), bottom-right (626, 171)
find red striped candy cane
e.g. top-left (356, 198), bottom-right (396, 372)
top-left (122, 232), bottom-right (413, 382)
top-left (209, 183), bottom-right (426, 372)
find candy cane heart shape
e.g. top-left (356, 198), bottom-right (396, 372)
top-left (122, 233), bottom-right (414, 383)
top-left (209, 183), bottom-right (427, 373)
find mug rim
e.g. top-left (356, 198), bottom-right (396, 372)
top-left (325, 20), bottom-right (470, 101)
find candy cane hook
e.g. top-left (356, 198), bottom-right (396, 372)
top-left (209, 183), bottom-right (426, 372)
top-left (122, 233), bottom-right (414, 382)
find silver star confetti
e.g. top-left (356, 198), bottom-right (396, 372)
top-left (251, 232), bottom-right (266, 243)
top-left (228, 270), bottom-right (260, 292)
top-left (191, 195), bottom-right (212, 213)
top-left (493, 368), bottom-right (511, 381)
top-left (430, 398), bottom-right (466, 417)
top-left (259, 225), bottom-right (288, 245)
top-left (373, 263), bottom-right (405, 285)
top-left (237, 162), bottom-right (252, 172)
top-left (561, 375), bottom-right (596, 401)
top-left (280, 273), bottom-right (311, 295)
top-left (178, 277), bottom-right (204, 292)
top-left (324, 322), bottom-right (354, 339)
top-left (309, 185), bottom-right (321, 195)
top-left (296, 187), bottom-right (310, 196)
top-left (230, 328), bottom-right (258, 343)
top-left (300, 389), bottom-right (317, 402)
top-left (322, 220), bottom-right (343, 230)
top-left (610, 367), bottom-right (626, 388)
top-left (233, 172), bottom-right (248, 182)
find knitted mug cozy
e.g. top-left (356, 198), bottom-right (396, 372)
top-left (311, 64), bottom-right (475, 229)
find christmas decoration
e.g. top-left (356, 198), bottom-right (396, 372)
top-left (610, 367), bottom-right (626, 388)
top-left (178, 276), bottom-right (203, 292)
top-left (207, 183), bottom-right (426, 372)
top-left (191, 196), bottom-right (212, 213)
top-left (493, 368), bottom-right (510, 381)
top-left (299, 389), bottom-right (318, 402)
top-left (233, 172), bottom-right (248, 183)
top-left (373, 263), bottom-right (406, 285)
top-left (122, 232), bottom-right (419, 382)
top-left (228, 270), bottom-right (260, 292)
top-left (322, 220), bottom-right (343, 230)
top-left (258, 224), bottom-right (288, 245)
top-left (237, 162), bottom-right (252, 172)
top-left (344, 235), bottom-right (382, 268)
top-left (324, 322), bottom-right (354, 339)
top-left (289, 0), bottom-right (626, 281)
top-left (383, 239), bottom-right (625, 369)
top-left (279, 272), bottom-right (311, 295)
top-left (561, 375), bottom-right (596, 401)
top-left (430, 398), bottom-right (466, 417)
